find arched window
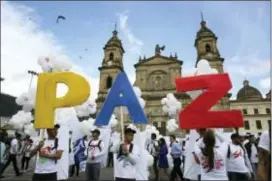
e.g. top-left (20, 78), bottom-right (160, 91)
top-left (205, 44), bottom-right (211, 52)
top-left (109, 53), bottom-right (114, 61)
top-left (106, 76), bottom-right (112, 89)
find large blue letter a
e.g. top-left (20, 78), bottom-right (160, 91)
top-left (95, 72), bottom-right (148, 126)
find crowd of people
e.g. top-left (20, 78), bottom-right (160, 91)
top-left (0, 125), bottom-right (270, 181)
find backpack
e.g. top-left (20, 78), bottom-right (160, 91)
top-left (88, 140), bottom-right (102, 152)
top-left (117, 143), bottom-right (134, 159)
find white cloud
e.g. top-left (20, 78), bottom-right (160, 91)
top-left (1, 1), bottom-right (99, 99)
top-left (260, 77), bottom-right (271, 89)
top-left (118, 11), bottom-right (143, 55)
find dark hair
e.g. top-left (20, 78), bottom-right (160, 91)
top-left (159, 138), bottom-right (166, 146)
top-left (54, 124), bottom-right (60, 129)
top-left (169, 134), bottom-right (176, 140)
top-left (151, 133), bottom-right (157, 139)
top-left (231, 133), bottom-right (240, 140)
top-left (202, 130), bottom-right (215, 173)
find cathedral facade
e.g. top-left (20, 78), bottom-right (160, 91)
top-left (96, 19), bottom-right (233, 136)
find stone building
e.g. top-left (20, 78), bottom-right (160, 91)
top-left (96, 19), bottom-right (233, 136)
top-left (230, 80), bottom-right (271, 134)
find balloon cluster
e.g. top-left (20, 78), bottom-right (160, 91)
top-left (37, 55), bottom-right (72, 73)
top-left (15, 88), bottom-right (36, 112)
top-left (74, 99), bottom-right (97, 117)
top-left (9, 111), bottom-right (33, 130)
top-left (79, 118), bottom-right (97, 136)
top-left (133, 86), bottom-right (146, 108)
top-left (166, 118), bottom-right (179, 133)
top-left (187, 59), bottom-right (218, 100)
top-left (108, 114), bottom-right (118, 128)
top-left (161, 93), bottom-right (182, 117)
top-left (143, 125), bottom-right (160, 140)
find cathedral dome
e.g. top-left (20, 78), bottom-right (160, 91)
top-left (237, 80), bottom-right (263, 100)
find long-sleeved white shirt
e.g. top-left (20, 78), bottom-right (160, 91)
top-left (112, 143), bottom-right (140, 179)
top-left (87, 139), bottom-right (105, 164)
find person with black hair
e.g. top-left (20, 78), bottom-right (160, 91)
top-left (194, 129), bottom-right (229, 180)
top-left (71, 135), bottom-right (87, 177)
top-left (158, 137), bottom-right (170, 181)
top-left (31, 124), bottom-right (64, 181)
top-left (146, 133), bottom-right (159, 180)
top-left (111, 128), bottom-right (140, 181)
top-left (244, 134), bottom-right (258, 175)
top-left (169, 134), bottom-right (183, 181)
top-left (21, 139), bottom-right (34, 172)
top-left (0, 132), bottom-right (22, 177)
top-left (86, 129), bottom-right (105, 181)
top-left (227, 133), bottom-right (253, 181)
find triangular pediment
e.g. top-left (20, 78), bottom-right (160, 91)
top-left (134, 55), bottom-right (183, 67)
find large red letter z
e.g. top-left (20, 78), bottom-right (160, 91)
top-left (175, 73), bottom-right (244, 129)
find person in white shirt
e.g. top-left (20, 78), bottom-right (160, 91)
top-left (86, 129), bottom-right (105, 181)
top-left (257, 128), bottom-right (271, 181)
top-left (0, 132), bottom-right (22, 177)
top-left (111, 128), bottom-right (140, 181)
top-left (244, 134), bottom-right (258, 175)
top-left (21, 139), bottom-right (34, 172)
top-left (194, 129), bottom-right (229, 180)
top-left (227, 133), bottom-right (253, 181)
top-left (146, 133), bottom-right (159, 180)
top-left (31, 124), bottom-right (64, 181)
top-left (189, 129), bottom-right (206, 181)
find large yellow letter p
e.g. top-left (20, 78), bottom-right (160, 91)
top-left (34, 72), bottom-right (90, 129)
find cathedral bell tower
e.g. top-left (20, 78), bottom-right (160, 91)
top-left (96, 24), bottom-right (125, 110)
top-left (195, 13), bottom-right (225, 73)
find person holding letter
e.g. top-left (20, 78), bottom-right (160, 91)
top-left (111, 128), bottom-right (140, 181)
top-left (31, 124), bottom-right (64, 181)
top-left (86, 129), bottom-right (105, 181)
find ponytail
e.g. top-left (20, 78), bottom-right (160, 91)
top-left (202, 130), bottom-right (216, 173)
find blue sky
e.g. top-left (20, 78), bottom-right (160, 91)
top-left (2, 1), bottom-right (271, 98)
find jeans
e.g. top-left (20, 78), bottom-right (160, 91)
top-left (86, 162), bottom-right (101, 181)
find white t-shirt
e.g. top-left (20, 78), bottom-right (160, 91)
top-left (10, 138), bottom-right (18, 154)
top-left (195, 142), bottom-right (229, 180)
top-left (113, 143), bottom-right (140, 179)
top-left (226, 143), bottom-right (248, 173)
top-left (35, 139), bottom-right (64, 174)
top-left (87, 139), bottom-right (105, 163)
top-left (250, 144), bottom-right (258, 163)
top-left (23, 144), bottom-right (34, 157)
top-left (147, 140), bottom-right (158, 156)
top-left (258, 131), bottom-right (270, 152)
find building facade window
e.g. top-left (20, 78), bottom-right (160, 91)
top-left (256, 120), bottom-right (262, 130)
top-left (106, 76), bottom-right (112, 89)
top-left (242, 109), bottom-right (248, 115)
top-left (244, 120), bottom-right (250, 130)
top-left (266, 108), bottom-right (271, 114)
top-left (109, 53), bottom-right (114, 61)
top-left (254, 108), bottom-right (259, 115)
